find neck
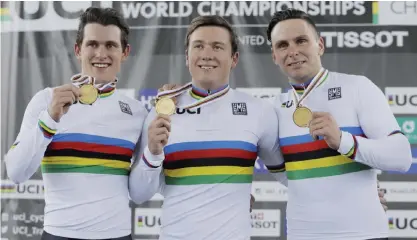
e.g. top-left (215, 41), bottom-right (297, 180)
top-left (191, 80), bottom-right (229, 97)
top-left (289, 67), bottom-right (322, 85)
top-left (82, 73), bottom-right (116, 85)
top-left (191, 80), bottom-right (228, 94)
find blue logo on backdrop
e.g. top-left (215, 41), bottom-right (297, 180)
top-left (138, 89), bottom-right (157, 111)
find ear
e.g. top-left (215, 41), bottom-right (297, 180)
top-left (318, 36), bottom-right (325, 56)
top-left (185, 49), bottom-right (189, 67)
top-left (121, 44), bottom-right (131, 62)
top-left (74, 44), bottom-right (81, 60)
top-left (230, 52), bottom-right (239, 69)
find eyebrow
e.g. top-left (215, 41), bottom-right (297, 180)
top-left (275, 35), bottom-right (309, 46)
top-left (191, 40), bottom-right (226, 45)
top-left (85, 40), bottom-right (120, 47)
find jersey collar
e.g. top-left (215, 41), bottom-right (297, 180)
top-left (190, 84), bottom-right (229, 100)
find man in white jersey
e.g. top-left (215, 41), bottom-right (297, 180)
top-left (266, 9), bottom-right (412, 240)
top-left (128, 16), bottom-right (287, 240)
top-left (5, 7), bottom-right (148, 240)
top-left (130, 14), bottom-right (391, 240)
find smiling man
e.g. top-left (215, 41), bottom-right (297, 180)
top-left (5, 7), bottom-right (148, 240)
top-left (128, 15), bottom-right (287, 240)
top-left (268, 9), bottom-right (412, 240)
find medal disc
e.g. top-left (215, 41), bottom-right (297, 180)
top-left (293, 107), bottom-right (313, 127)
top-left (155, 98), bottom-right (176, 115)
top-left (79, 84), bottom-right (98, 105)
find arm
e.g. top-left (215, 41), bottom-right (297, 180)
top-left (257, 102), bottom-right (288, 187)
top-left (337, 77), bottom-right (412, 172)
top-left (129, 109), bottom-right (166, 204)
top-left (5, 89), bottom-right (57, 183)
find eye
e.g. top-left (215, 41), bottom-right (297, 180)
top-left (277, 43), bottom-right (287, 49)
top-left (87, 42), bottom-right (98, 48)
top-left (297, 39), bottom-right (307, 44)
top-left (194, 44), bottom-right (203, 49)
top-left (213, 45), bottom-right (223, 50)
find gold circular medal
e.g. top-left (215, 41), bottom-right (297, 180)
top-left (293, 106), bottom-right (313, 128)
top-left (79, 84), bottom-right (98, 105)
top-left (155, 98), bottom-right (176, 115)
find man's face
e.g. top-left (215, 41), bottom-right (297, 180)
top-left (270, 19), bottom-right (324, 83)
top-left (186, 26), bottom-right (238, 89)
top-left (74, 23), bottom-right (130, 83)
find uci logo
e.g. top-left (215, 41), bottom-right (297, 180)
top-left (176, 108), bottom-right (201, 115)
top-left (281, 100), bottom-right (294, 108)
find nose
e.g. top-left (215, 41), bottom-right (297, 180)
top-left (201, 46), bottom-right (214, 61)
top-left (287, 43), bottom-right (299, 58)
top-left (95, 44), bottom-right (108, 59)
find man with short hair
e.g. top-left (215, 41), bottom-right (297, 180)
top-left (128, 14), bottom-right (393, 240)
top-left (267, 9), bottom-right (411, 240)
top-left (129, 15), bottom-right (286, 240)
top-left (5, 7), bottom-right (148, 240)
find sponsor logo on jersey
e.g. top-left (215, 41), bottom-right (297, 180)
top-left (328, 87), bottom-right (342, 100)
top-left (119, 101), bottom-right (132, 115)
top-left (176, 108), bottom-right (201, 115)
top-left (385, 87), bottom-right (417, 114)
top-left (387, 210), bottom-right (417, 237)
top-left (231, 102), bottom-right (248, 115)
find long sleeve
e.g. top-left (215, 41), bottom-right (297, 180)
top-left (337, 76), bottom-right (412, 172)
top-left (257, 101), bottom-right (288, 187)
top-left (5, 88), bottom-right (58, 183)
top-left (128, 109), bottom-right (166, 204)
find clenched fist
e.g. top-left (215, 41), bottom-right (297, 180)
top-left (148, 114), bottom-right (171, 155)
top-left (48, 84), bottom-right (80, 122)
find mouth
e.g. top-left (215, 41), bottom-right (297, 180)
top-left (288, 61), bottom-right (306, 67)
top-left (198, 65), bottom-right (218, 70)
top-left (92, 63), bottom-right (111, 69)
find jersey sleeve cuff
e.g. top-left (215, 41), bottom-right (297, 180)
top-left (38, 110), bottom-right (58, 139)
top-left (338, 131), bottom-right (358, 159)
top-left (141, 146), bottom-right (164, 168)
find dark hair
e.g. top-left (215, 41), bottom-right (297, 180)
top-left (76, 7), bottom-right (130, 51)
top-left (266, 9), bottom-right (319, 42)
top-left (185, 15), bottom-right (239, 55)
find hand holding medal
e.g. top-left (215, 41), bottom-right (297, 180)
top-left (47, 84), bottom-right (81, 122)
top-left (71, 74), bottom-right (99, 105)
top-left (309, 111), bottom-right (342, 150)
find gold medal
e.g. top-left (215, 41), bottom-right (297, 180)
top-left (79, 84), bottom-right (98, 105)
top-left (155, 97), bottom-right (176, 115)
top-left (293, 106), bottom-right (313, 128)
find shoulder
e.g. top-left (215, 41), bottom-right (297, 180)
top-left (114, 91), bottom-right (149, 120)
top-left (231, 89), bottom-right (276, 115)
top-left (329, 71), bottom-right (372, 86)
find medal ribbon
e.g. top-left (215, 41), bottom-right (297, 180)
top-left (71, 73), bottom-right (118, 92)
top-left (291, 68), bottom-right (329, 107)
top-left (156, 82), bottom-right (230, 110)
